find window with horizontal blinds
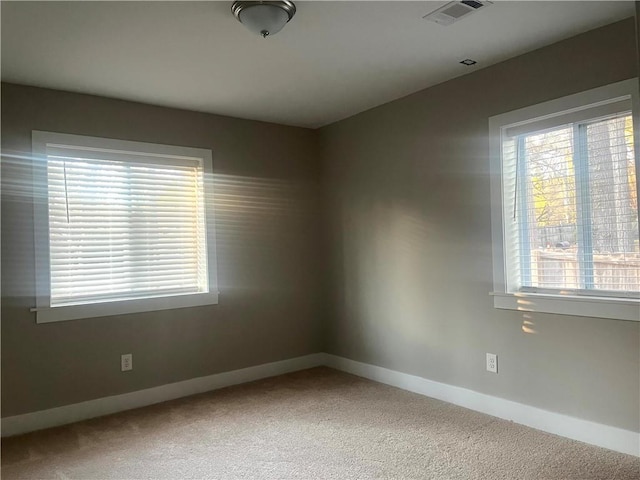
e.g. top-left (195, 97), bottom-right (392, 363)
top-left (503, 111), bottom-right (639, 297)
top-left (490, 80), bottom-right (639, 320)
top-left (45, 148), bottom-right (209, 307)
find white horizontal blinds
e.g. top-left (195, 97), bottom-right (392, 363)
top-left (585, 115), bottom-right (639, 292)
top-left (500, 137), bottom-right (522, 290)
top-left (47, 151), bottom-right (208, 307)
top-left (520, 126), bottom-right (577, 290)
top-left (509, 111), bottom-right (639, 295)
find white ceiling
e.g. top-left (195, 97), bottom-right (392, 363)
top-left (1, 1), bottom-right (635, 128)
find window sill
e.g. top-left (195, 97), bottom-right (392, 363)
top-left (31, 292), bottom-right (219, 324)
top-left (490, 292), bottom-right (639, 322)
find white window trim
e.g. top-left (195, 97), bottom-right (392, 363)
top-left (489, 78), bottom-right (640, 322)
top-left (31, 131), bottom-right (219, 324)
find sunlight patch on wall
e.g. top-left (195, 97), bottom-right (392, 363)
top-left (521, 313), bottom-right (538, 334)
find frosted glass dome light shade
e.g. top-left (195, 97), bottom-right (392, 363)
top-left (232, 1), bottom-right (296, 38)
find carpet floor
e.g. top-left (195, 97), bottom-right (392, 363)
top-left (2, 367), bottom-right (638, 479)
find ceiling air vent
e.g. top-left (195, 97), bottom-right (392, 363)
top-left (423, 1), bottom-right (492, 26)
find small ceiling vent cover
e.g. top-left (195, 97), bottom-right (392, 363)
top-left (423, 1), bottom-right (492, 26)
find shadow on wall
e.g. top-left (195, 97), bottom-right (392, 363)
top-left (340, 199), bottom-right (449, 364)
top-left (334, 191), bottom-right (544, 369)
top-left (211, 172), bottom-right (313, 295)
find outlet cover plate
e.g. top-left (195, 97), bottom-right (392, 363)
top-left (486, 353), bottom-right (498, 373)
top-left (121, 353), bottom-right (133, 372)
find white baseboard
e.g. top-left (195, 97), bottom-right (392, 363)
top-left (3, 352), bottom-right (638, 458)
top-left (324, 354), bottom-right (640, 457)
top-left (1, 353), bottom-right (326, 438)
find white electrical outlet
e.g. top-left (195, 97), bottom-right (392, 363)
top-left (121, 353), bottom-right (133, 372)
top-left (486, 353), bottom-right (498, 373)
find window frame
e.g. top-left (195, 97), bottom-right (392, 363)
top-left (489, 78), bottom-right (640, 322)
top-left (31, 131), bottom-right (219, 324)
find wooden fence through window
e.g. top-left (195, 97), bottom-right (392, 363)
top-left (532, 249), bottom-right (640, 292)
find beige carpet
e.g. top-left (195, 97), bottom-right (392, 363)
top-left (2, 367), bottom-right (638, 479)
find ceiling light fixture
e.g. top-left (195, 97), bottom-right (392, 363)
top-left (232, 1), bottom-right (296, 38)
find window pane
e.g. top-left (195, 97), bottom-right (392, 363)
top-left (47, 156), bottom-right (208, 306)
top-left (585, 115), bottom-right (639, 292)
top-left (517, 114), bottom-right (639, 294)
top-left (521, 127), bottom-right (579, 289)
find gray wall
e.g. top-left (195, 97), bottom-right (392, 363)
top-left (1, 84), bottom-right (323, 416)
top-left (319, 18), bottom-right (640, 432)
